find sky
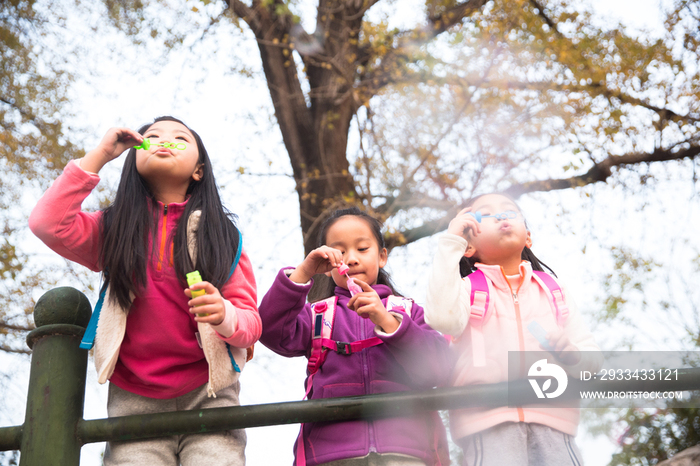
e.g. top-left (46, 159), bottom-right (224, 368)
top-left (2, 0), bottom-right (698, 465)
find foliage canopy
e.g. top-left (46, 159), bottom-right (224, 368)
top-left (104, 0), bottom-right (700, 254)
top-left (0, 0), bottom-right (86, 353)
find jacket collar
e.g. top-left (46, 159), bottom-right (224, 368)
top-left (474, 261), bottom-right (533, 292)
top-left (154, 198), bottom-right (188, 214)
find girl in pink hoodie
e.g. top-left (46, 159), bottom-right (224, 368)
top-left (29, 117), bottom-right (260, 466)
top-left (424, 193), bottom-right (602, 466)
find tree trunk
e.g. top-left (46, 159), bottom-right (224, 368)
top-left (234, 0), bottom-right (363, 254)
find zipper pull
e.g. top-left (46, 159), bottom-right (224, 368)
top-left (164, 205), bottom-right (168, 215)
top-left (512, 292), bottom-right (519, 304)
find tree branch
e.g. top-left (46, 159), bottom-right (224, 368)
top-left (0, 95), bottom-right (51, 134)
top-left (504, 144), bottom-right (700, 198)
top-left (1, 322), bottom-right (34, 332)
top-left (354, 0), bottom-right (489, 106)
top-left (427, 0), bottom-right (490, 35)
top-left (386, 212), bottom-right (457, 251)
top-left (525, 0), bottom-right (692, 124)
top-left (387, 143), bottom-right (700, 249)
top-left (499, 81), bottom-right (698, 126)
top-left (0, 344), bottom-right (30, 355)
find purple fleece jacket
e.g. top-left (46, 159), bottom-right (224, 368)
top-left (259, 268), bottom-right (453, 466)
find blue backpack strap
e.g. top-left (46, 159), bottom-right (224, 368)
top-left (226, 343), bottom-right (242, 373)
top-left (225, 228), bottom-right (244, 372)
top-left (228, 228), bottom-right (243, 281)
top-left (79, 281), bottom-right (108, 350)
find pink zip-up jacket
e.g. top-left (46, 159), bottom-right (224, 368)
top-left (29, 160), bottom-right (261, 398)
top-left (424, 233), bottom-right (602, 440)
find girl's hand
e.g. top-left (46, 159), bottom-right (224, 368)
top-left (546, 328), bottom-right (581, 365)
top-left (185, 281), bottom-right (226, 326)
top-left (447, 207), bottom-right (481, 240)
top-left (347, 279), bottom-right (399, 333)
top-left (81, 127), bottom-right (144, 174)
top-left (288, 246), bottom-right (343, 284)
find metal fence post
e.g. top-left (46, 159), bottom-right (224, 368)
top-left (20, 287), bottom-right (91, 466)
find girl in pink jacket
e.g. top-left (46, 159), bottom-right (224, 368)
top-left (424, 193), bottom-right (602, 466)
top-left (29, 117), bottom-right (261, 466)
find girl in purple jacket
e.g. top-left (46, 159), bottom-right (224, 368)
top-left (259, 207), bottom-right (452, 466)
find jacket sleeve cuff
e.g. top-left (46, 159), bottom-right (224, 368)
top-left (68, 159), bottom-right (101, 182)
top-left (212, 299), bottom-right (238, 338)
top-left (283, 267), bottom-right (313, 286)
top-left (374, 312), bottom-right (406, 337)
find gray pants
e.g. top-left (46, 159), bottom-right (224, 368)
top-left (457, 422), bottom-right (583, 466)
top-left (103, 382), bottom-right (246, 466)
top-left (319, 453), bottom-right (426, 466)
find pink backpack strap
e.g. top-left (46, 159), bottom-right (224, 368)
top-left (467, 270), bottom-right (490, 324)
top-left (295, 426), bottom-right (306, 466)
top-left (386, 295), bottom-right (413, 317)
top-left (305, 296), bottom-right (337, 398)
top-left (467, 270), bottom-right (490, 367)
top-left (532, 271), bottom-right (569, 326)
top-left (298, 296), bottom-right (337, 466)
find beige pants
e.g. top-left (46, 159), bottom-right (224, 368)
top-left (103, 382), bottom-right (246, 466)
top-left (318, 453), bottom-right (427, 466)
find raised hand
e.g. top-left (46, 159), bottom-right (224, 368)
top-left (81, 127), bottom-right (144, 174)
top-left (447, 207), bottom-right (482, 240)
top-left (288, 245), bottom-right (344, 284)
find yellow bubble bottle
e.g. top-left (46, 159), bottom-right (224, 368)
top-left (186, 270), bottom-right (208, 316)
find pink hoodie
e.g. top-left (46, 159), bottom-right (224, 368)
top-left (29, 160), bottom-right (260, 398)
top-left (424, 233), bottom-right (602, 440)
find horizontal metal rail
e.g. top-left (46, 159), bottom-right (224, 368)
top-left (0, 426), bottom-right (22, 452)
top-left (3, 367), bottom-right (697, 449)
top-left (75, 367), bottom-right (700, 444)
top-left (3, 286), bottom-right (700, 465)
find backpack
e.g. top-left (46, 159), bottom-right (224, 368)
top-left (467, 269), bottom-right (569, 367)
top-left (295, 294), bottom-right (416, 466)
top-left (79, 230), bottom-right (250, 371)
top-left (303, 294), bottom-right (413, 398)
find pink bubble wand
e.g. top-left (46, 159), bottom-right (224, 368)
top-left (337, 262), bottom-right (362, 296)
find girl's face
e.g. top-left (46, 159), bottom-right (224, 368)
top-left (464, 194), bottom-right (532, 266)
top-left (135, 120), bottom-right (203, 196)
top-left (325, 216), bottom-right (388, 289)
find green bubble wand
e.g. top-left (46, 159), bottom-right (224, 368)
top-left (133, 138), bottom-right (187, 151)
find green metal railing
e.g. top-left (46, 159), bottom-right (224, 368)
top-left (1, 287), bottom-right (699, 465)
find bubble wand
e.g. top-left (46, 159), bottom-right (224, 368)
top-left (133, 138), bottom-right (187, 151)
top-left (337, 262), bottom-right (362, 296)
top-left (467, 210), bottom-right (518, 223)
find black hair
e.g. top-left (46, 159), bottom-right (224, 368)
top-left (99, 116), bottom-right (240, 310)
top-left (458, 193), bottom-right (556, 278)
top-left (313, 207), bottom-right (399, 300)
